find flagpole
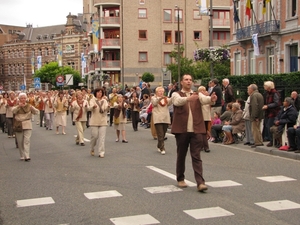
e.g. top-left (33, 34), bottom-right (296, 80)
top-left (269, 1), bottom-right (279, 28)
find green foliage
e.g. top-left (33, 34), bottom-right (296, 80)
top-left (33, 62), bottom-right (82, 89)
top-left (142, 72), bottom-right (155, 83)
top-left (200, 72), bottom-right (300, 100)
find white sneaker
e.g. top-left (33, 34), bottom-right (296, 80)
top-left (157, 148), bottom-right (161, 152)
top-left (161, 150), bottom-right (166, 155)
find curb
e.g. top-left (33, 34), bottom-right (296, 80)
top-left (254, 146), bottom-right (300, 161)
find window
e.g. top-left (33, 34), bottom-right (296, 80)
top-left (21, 64), bottom-right (24, 73)
top-left (234, 52), bottom-right (241, 75)
top-left (68, 62), bottom-right (75, 69)
top-left (138, 8), bottom-right (147, 18)
top-left (139, 30), bottom-right (147, 39)
top-left (213, 10), bottom-right (229, 19)
top-left (52, 48), bottom-right (56, 56)
top-left (174, 9), bottom-right (183, 22)
top-left (139, 52), bottom-right (147, 62)
top-left (194, 31), bottom-right (202, 40)
top-left (163, 52), bottom-right (171, 65)
top-left (193, 10), bottom-right (202, 19)
top-left (0, 65), bottom-right (3, 74)
top-left (267, 47), bottom-right (274, 74)
top-left (288, 0), bottom-right (297, 18)
top-left (32, 49), bottom-right (35, 56)
top-left (38, 48), bottom-right (42, 56)
top-left (45, 48), bottom-right (49, 56)
top-left (175, 31), bottom-right (183, 43)
top-left (249, 50), bottom-right (256, 74)
top-left (164, 31), bottom-right (172, 43)
top-left (163, 9), bottom-right (172, 22)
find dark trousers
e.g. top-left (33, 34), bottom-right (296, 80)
top-left (287, 127), bottom-right (300, 150)
top-left (211, 125), bottom-right (223, 141)
top-left (131, 110), bottom-right (139, 131)
top-left (86, 111), bottom-right (91, 127)
top-left (109, 108), bottom-right (115, 125)
top-left (155, 123), bottom-right (168, 151)
top-left (263, 117), bottom-right (275, 141)
top-left (39, 110), bottom-right (44, 127)
top-left (6, 117), bottom-right (13, 136)
top-left (0, 114), bottom-right (6, 132)
top-left (175, 132), bottom-right (205, 186)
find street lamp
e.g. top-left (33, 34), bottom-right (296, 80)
top-left (209, 0), bottom-right (214, 78)
top-left (175, 5), bottom-right (181, 90)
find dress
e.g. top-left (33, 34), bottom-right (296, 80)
top-left (54, 97), bottom-right (68, 127)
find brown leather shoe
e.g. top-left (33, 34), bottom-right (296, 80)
top-left (197, 184), bottom-right (208, 192)
top-left (178, 181), bottom-right (188, 188)
top-left (266, 142), bottom-right (273, 147)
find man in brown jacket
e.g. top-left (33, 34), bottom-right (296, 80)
top-left (247, 84), bottom-right (264, 148)
top-left (171, 74), bottom-right (217, 192)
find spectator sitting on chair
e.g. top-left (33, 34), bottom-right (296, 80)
top-left (222, 102), bottom-right (245, 145)
top-left (268, 97), bottom-right (298, 148)
top-left (210, 102), bottom-right (233, 143)
top-left (287, 112), bottom-right (300, 152)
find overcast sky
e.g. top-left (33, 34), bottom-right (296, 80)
top-left (0, 0), bottom-right (83, 27)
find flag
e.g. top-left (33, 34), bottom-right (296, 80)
top-left (92, 20), bottom-right (99, 52)
top-left (233, 2), bottom-right (240, 24)
top-left (252, 33), bottom-right (260, 56)
top-left (196, 0), bottom-right (209, 16)
top-left (57, 44), bottom-right (62, 67)
top-left (81, 53), bottom-right (86, 78)
top-left (31, 56), bottom-right (34, 74)
top-left (262, 0), bottom-right (271, 14)
top-left (246, 0), bottom-right (252, 20)
top-left (37, 56), bottom-right (42, 70)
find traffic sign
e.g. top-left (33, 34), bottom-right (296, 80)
top-left (34, 77), bottom-right (41, 83)
top-left (35, 83), bottom-right (41, 89)
top-left (56, 75), bottom-right (64, 83)
top-left (20, 85), bottom-right (26, 90)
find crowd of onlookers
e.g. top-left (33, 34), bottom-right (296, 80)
top-left (202, 78), bottom-right (300, 153)
top-left (1, 77), bottom-right (300, 162)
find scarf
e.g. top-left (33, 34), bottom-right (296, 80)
top-left (75, 100), bottom-right (83, 121)
top-left (7, 98), bottom-right (17, 107)
top-left (95, 99), bottom-right (105, 113)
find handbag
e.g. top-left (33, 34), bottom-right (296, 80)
top-left (114, 116), bottom-right (120, 125)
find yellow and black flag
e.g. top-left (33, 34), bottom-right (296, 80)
top-left (262, 0), bottom-right (271, 14)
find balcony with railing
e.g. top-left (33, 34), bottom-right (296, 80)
top-left (236, 20), bottom-right (280, 40)
top-left (95, 60), bottom-right (120, 70)
top-left (102, 39), bottom-right (120, 48)
top-left (100, 17), bottom-right (120, 26)
top-left (213, 19), bottom-right (230, 28)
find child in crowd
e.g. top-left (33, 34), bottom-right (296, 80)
top-left (209, 112), bottom-right (221, 142)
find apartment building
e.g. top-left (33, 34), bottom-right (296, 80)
top-left (0, 14), bottom-right (86, 91)
top-left (83, 0), bottom-right (230, 88)
top-left (230, 0), bottom-right (299, 75)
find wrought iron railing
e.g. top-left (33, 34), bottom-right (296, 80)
top-left (236, 20), bottom-right (280, 40)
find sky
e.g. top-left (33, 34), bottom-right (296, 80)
top-left (0, 0), bottom-right (83, 27)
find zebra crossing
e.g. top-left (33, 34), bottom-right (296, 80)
top-left (14, 166), bottom-right (300, 225)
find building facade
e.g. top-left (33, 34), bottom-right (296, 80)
top-left (83, 0), bottom-right (230, 88)
top-left (0, 14), bottom-right (86, 91)
top-left (230, 0), bottom-right (299, 75)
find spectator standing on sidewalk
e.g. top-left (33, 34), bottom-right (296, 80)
top-left (172, 74), bottom-right (217, 192)
top-left (247, 84), bottom-right (264, 148)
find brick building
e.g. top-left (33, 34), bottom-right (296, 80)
top-left (229, 0), bottom-right (299, 75)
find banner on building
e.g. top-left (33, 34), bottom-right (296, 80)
top-left (252, 33), bottom-right (260, 56)
top-left (57, 44), bottom-right (62, 67)
top-left (81, 53), bottom-right (86, 78)
top-left (31, 56), bottom-right (34, 74)
top-left (92, 20), bottom-right (99, 52)
top-left (37, 56), bottom-right (42, 70)
top-left (196, 0), bottom-right (209, 16)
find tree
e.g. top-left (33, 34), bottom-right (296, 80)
top-left (34, 62), bottom-right (82, 89)
top-left (167, 46), bottom-right (195, 81)
top-left (142, 72), bottom-right (155, 83)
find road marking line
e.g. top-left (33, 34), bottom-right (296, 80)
top-left (84, 190), bottom-right (122, 200)
top-left (110, 214), bottom-right (159, 225)
top-left (144, 185), bottom-right (183, 194)
top-left (257, 175), bottom-right (296, 182)
top-left (184, 207), bottom-right (234, 219)
top-left (16, 197), bottom-right (55, 207)
top-left (255, 200), bottom-right (300, 211)
top-left (146, 166), bottom-right (196, 187)
top-left (206, 180), bottom-right (242, 188)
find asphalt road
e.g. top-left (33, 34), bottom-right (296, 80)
top-left (1, 118), bottom-right (300, 225)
